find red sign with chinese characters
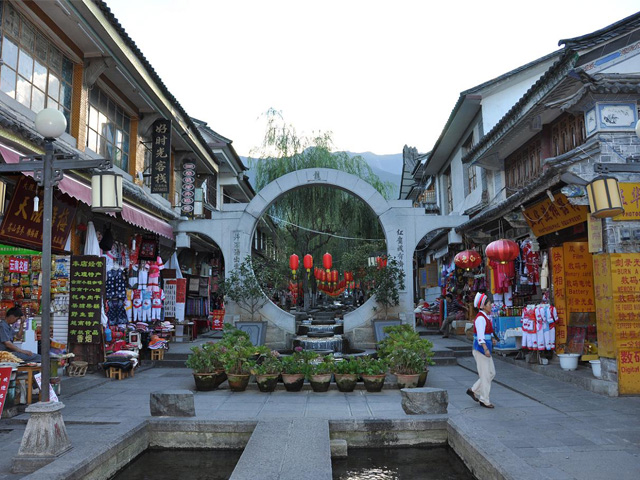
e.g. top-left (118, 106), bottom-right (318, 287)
top-left (8, 257), bottom-right (29, 273)
top-left (0, 177), bottom-right (77, 252)
top-left (0, 366), bottom-right (12, 417)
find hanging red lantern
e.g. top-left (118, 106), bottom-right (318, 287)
top-left (323, 252), bottom-right (332, 273)
top-left (485, 240), bottom-right (519, 264)
top-left (303, 254), bottom-right (313, 274)
top-left (331, 269), bottom-right (339, 286)
top-left (289, 254), bottom-right (299, 278)
top-left (319, 270), bottom-right (326, 285)
top-left (376, 256), bottom-right (387, 269)
top-left (454, 249), bottom-right (482, 271)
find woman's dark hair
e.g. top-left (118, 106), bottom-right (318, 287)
top-left (6, 306), bottom-right (23, 318)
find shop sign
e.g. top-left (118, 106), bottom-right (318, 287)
top-left (0, 244), bottom-right (40, 255)
top-left (151, 118), bottom-right (171, 194)
top-left (610, 254), bottom-right (640, 355)
top-left (563, 242), bottom-right (595, 314)
top-left (587, 215), bottom-right (603, 253)
top-left (164, 280), bottom-right (177, 318)
top-left (0, 366), bottom-right (11, 417)
top-left (525, 193), bottom-right (588, 237)
top-left (613, 182), bottom-right (640, 221)
top-left (550, 247), bottom-right (567, 345)
top-left (68, 255), bottom-right (105, 344)
top-left (618, 349), bottom-right (640, 395)
top-left (8, 257), bottom-right (29, 273)
top-left (0, 176), bottom-right (76, 252)
top-left (181, 161), bottom-right (197, 216)
top-left (593, 254), bottom-right (615, 358)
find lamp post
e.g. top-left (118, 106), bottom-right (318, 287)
top-left (0, 108), bottom-right (121, 472)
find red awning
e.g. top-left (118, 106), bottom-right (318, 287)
top-left (0, 143), bottom-right (174, 240)
top-left (121, 203), bottom-right (174, 240)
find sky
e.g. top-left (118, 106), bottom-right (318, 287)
top-left (105, 0), bottom-right (640, 157)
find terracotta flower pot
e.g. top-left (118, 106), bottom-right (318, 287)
top-left (417, 370), bottom-right (428, 388)
top-left (227, 373), bottom-right (250, 392)
top-left (281, 373), bottom-right (305, 392)
top-left (362, 374), bottom-right (386, 392)
top-left (193, 371), bottom-right (227, 391)
top-left (334, 373), bottom-right (358, 392)
top-left (255, 374), bottom-right (279, 392)
top-left (309, 373), bottom-right (332, 392)
top-left (395, 373), bottom-right (420, 389)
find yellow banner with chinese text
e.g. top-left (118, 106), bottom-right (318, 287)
top-left (613, 183), bottom-right (640, 221)
top-left (551, 247), bottom-right (567, 345)
top-left (525, 193), bottom-right (588, 236)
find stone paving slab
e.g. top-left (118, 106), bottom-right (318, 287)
top-left (1, 340), bottom-right (639, 479)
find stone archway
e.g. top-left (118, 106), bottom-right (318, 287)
top-left (175, 168), bottom-right (468, 348)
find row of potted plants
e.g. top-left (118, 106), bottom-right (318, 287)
top-left (186, 323), bottom-right (434, 393)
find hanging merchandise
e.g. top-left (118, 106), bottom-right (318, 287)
top-left (540, 252), bottom-right (549, 290)
top-left (520, 239), bottom-right (541, 286)
top-left (520, 303), bottom-right (557, 351)
top-left (99, 225), bottom-right (115, 252)
top-left (138, 235), bottom-right (159, 261)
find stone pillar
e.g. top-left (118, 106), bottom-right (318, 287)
top-left (12, 401), bottom-right (72, 473)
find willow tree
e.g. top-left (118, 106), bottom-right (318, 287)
top-left (250, 109), bottom-right (392, 272)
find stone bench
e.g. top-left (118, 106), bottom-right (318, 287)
top-left (150, 390), bottom-right (195, 417)
top-left (401, 387), bottom-right (448, 415)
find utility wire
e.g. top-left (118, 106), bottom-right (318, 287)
top-left (267, 214), bottom-right (384, 242)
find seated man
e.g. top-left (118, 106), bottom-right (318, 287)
top-left (0, 306), bottom-right (41, 362)
top-left (440, 293), bottom-right (468, 338)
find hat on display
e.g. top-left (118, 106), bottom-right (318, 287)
top-left (474, 292), bottom-right (488, 309)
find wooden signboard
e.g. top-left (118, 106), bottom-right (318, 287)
top-left (550, 246), bottom-right (567, 345)
top-left (525, 193), bottom-right (588, 236)
top-left (68, 255), bottom-right (105, 344)
top-left (563, 242), bottom-right (595, 313)
top-left (593, 254), bottom-right (615, 358)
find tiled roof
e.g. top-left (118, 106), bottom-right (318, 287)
top-left (558, 11), bottom-right (640, 50)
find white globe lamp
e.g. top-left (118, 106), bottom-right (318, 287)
top-left (34, 108), bottom-right (67, 139)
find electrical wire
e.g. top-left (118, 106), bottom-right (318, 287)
top-left (267, 214), bottom-right (384, 241)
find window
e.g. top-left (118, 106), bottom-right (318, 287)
top-left (445, 167), bottom-right (453, 213)
top-left (462, 135), bottom-right (476, 194)
top-left (468, 165), bottom-right (477, 192)
top-left (86, 86), bottom-right (131, 170)
top-left (0, 1), bottom-right (73, 128)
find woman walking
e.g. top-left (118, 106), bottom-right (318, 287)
top-left (466, 292), bottom-right (497, 408)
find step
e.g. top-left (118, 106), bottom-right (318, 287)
top-left (432, 356), bottom-right (458, 366)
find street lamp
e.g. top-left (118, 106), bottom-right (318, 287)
top-left (0, 108), bottom-right (121, 472)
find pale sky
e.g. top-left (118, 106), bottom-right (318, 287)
top-left (106, 0), bottom-right (639, 157)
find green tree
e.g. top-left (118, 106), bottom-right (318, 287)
top-left (220, 255), bottom-right (283, 321)
top-left (372, 255), bottom-right (405, 319)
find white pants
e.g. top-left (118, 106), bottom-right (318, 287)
top-left (471, 349), bottom-right (496, 406)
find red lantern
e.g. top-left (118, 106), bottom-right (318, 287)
top-left (485, 240), bottom-right (519, 264)
top-left (331, 269), bottom-right (338, 286)
top-left (289, 254), bottom-right (299, 278)
top-left (376, 256), bottom-right (387, 269)
top-left (303, 254), bottom-right (313, 274)
top-left (454, 250), bottom-right (482, 271)
top-left (319, 270), bottom-right (326, 284)
top-left (323, 252), bottom-right (332, 272)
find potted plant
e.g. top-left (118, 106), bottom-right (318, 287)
top-left (185, 342), bottom-right (227, 391)
top-left (333, 358), bottom-right (360, 392)
top-left (371, 255), bottom-right (405, 319)
top-left (280, 354), bottom-right (307, 392)
top-left (251, 347), bottom-right (282, 392)
top-left (357, 356), bottom-right (388, 392)
top-left (221, 344), bottom-right (255, 392)
top-left (378, 324), bottom-right (434, 388)
top-left (308, 355), bottom-right (334, 392)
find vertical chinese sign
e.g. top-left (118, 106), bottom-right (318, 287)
top-left (563, 242), bottom-right (595, 314)
top-left (593, 254), bottom-right (615, 358)
top-left (551, 247), bottom-right (567, 345)
top-left (0, 366), bottom-right (12, 417)
top-left (151, 119), bottom-right (171, 194)
top-left (180, 161), bottom-right (197, 217)
top-left (69, 256), bottom-right (105, 345)
top-left (609, 253), bottom-right (640, 394)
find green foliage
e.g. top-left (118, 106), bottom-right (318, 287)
top-left (220, 256), bottom-right (283, 321)
top-left (356, 356), bottom-right (388, 376)
top-left (333, 358), bottom-right (361, 375)
top-left (372, 256), bottom-right (406, 319)
top-left (308, 354), bottom-right (335, 376)
top-left (185, 342), bottom-right (224, 373)
top-left (280, 355), bottom-right (307, 375)
top-left (251, 349), bottom-right (282, 376)
top-left (220, 345), bottom-right (255, 375)
top-left (293, 347), bottom-right (319, 364)
top-left (377, 324), bottom-right (434, 374)
top-left (219, 323), bottom-right (254, 349)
